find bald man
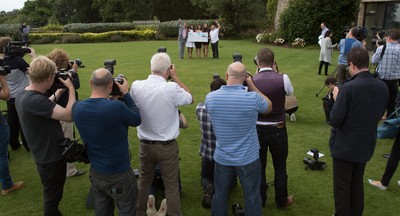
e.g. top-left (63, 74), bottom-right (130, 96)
top-left (205, 62), bottom-right (272, 216)
top-left (73, 68), bottom-right (141, 216)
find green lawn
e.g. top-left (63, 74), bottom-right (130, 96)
top-left (0, 39), bottom-right (399, 215)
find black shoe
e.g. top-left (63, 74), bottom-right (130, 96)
top-left (202, 184), bottom-right (214, 208)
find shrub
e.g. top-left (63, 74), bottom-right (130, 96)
top-left (274, 38), bottom-right (285, 45)
top-left (256, 32), bottom-right (281, 44)
top-left (0, 24), bottom-right (21, 40)
top-left (29, 29), bottom-right (157, 44)
top-left (39, 24), bottom-right (64, 32)
top-left (291, 38), bottom-right (306, 48)
top-left (63, 23), bottom-right (136, 33)
top-left (279, 0), bottom-right (360, 44)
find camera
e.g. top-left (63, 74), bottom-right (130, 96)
top-left (158, 47), bottom-right (167, 53)
top-left (370, 27), bottom-right (387, 46)
top-left (0, 59), bottom-right (11, 76)
top-left (69, 58), bottom-right (84, 68)
top-left (3, 41), bottom-right (31, 58)
top-left (232, 53), bottom-right (242, 63)
top-left (52, 69), bottom-right (78, 89)
top-left (213, 74), bottom-right (220, 79)
top-left (111, 74), bottom-right (126, 96)
top-left (303, 148), bottom-right (326, 170)
top-left (232, 203), bottom-right (245, 216)
top-left (104, 59), bottom-right (116, 75)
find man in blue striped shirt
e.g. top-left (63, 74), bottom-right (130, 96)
top-left (205, 62), bottom-right (272, 216)
top-left (372, 30), bottom-right (400, 116)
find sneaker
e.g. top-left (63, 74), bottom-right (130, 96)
top-left (368, 179), bottom-right (387, 190)
top-left (202, 184), bottom-right (214, 209)
top-left (290, 113), bottom-right (296, 122)
top-left (2, 181), bottom-right (24, 195)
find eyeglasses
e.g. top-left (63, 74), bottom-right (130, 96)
top-left (347, 62), bottom-right (352, 67)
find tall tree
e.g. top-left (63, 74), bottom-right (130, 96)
top-left (191, 0), bottom-right (266, 31)
top-left (20, 0), bottom-right (53, 27)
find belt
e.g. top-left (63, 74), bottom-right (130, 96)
top-left (140, 139), bottom-right (175, 145)
top-left (258, 122), bottom-right (285, 128)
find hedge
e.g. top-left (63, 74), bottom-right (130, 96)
top-left (63, 22), bottom-right (137, 33)
top-left (0, 24), bottom-right (22, 40)
top-left (156, 20), bottom-right (212, 38)
top-left (29, 29), bottom-right (157, 44)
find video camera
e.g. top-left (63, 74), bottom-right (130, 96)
top-left (303, 148), bottom-right (326, 170)
top-left (103, 59), bottom-right (126, 96)
top-left (0, 59), bottom-right (11, 76)
top-left (3, 41), bottom-right (31, 58)
top-left (52, 69), bottom-right (78, 89)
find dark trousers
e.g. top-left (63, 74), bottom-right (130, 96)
top-left (381, 79), bottom-right (398, 117)
top-left (6, 98), bottom-right (28, 150)
top-left (381, 132), bottom-right (400, 186)
top-left (318, 61), bottom-right (330, 75)
top-left (323, 97), bottom-right (334, 123)
top-left (201, 157), bottom-right (214, 190)
top-left (257, 125), bottom-right (288, 208)
top-left (36, 159), bottom-right (67, 216)
top-left (333, 158), bottom-right (366, 216)
top-left (211, 41), bottom-right (219, 58)
top-left (90, 168), bottom-right (138, 216)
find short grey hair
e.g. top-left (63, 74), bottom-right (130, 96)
top-left (91, 68), bottom-right (113, 87)
top-left (150, 53), bottom-right (171, 75)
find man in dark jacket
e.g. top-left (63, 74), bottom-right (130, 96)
top-left (330, 47), bottom-right (389, 216)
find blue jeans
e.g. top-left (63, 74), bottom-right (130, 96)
top-left (90, 168), bottom-right (138, 216)
top-left (211, 159), bottom-right (262, 216)
top-left (0, 122), bottom-right (13, 190)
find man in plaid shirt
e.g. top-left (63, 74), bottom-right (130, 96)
top-left (372, 30), bottom-right (400, 116)
top-left (196, 77), bottom-right (226, 209)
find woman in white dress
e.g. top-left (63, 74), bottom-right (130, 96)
top-left (186, 24), bottom-right (195, 58)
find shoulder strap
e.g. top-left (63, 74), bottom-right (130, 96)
top-left (380, 43), bottom-right (387, 60)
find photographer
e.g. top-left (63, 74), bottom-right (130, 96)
top-left (0, 74), bottom-right (24, 195)
top-left (371, 30), bottom-right (400, 118)
top-left (15, 56), bottom-right (76, 216)
top-left (253, 47), bottom-right (294, 209)
top-left (0, 37), bottom-right (36, 152)
top-left (73, 68), bottom-right (141, 215)
top-left (323, 77), bottom-right (337, 124)
top-left (47, 48), bottom-right (84, 178)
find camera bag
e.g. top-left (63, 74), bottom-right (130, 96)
top-left (377, 107), bottom-right (400, 139)
top-left (62, 138), bottom-right (90, 164)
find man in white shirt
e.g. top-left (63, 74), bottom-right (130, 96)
top-left (130, 52), bottom-right (193, 216)
top-left (210, 21), bottom-right (221, 59)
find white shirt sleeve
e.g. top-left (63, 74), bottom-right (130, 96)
top-left (283, 74), bottom-right (294, 96)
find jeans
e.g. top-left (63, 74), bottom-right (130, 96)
top-left (211, 41), bottom-right (219, 58)
top-left (36, 159), bottom-right (67, 216)
top-left (7, 98), bottom-right (28, 150)
top-left (90, 168), bottom-right (138, 216)
top-left (0, 122), bottom-right (13, 190)
top-left (137, 140), bottom-right (181, 216)
top-left (381, 131), bottom-right (400, 186)
top-left (333, 158), bottom-right (366, 216)
top-left (211, 159), bottom-right (262, 216)
top-left (257, 125), bottom-right (288, 208)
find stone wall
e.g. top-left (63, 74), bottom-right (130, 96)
top-left (274, 0), bottom-right (291, 30)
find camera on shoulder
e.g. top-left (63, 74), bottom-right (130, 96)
top-left (4, 41), bottom-right (31, 58)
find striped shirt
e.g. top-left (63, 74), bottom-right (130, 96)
top-left (196, 103), bottom-right (215, 161)
top-left (205, 85), bottom-right (268, 166)
top-left (371, 41), bottom-right (400, 80)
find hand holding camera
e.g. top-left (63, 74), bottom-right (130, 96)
top-left (168, 64), bottom-right (177, 79)
top-left (57, 74), bottom-right (74, 90)
top-left (115, 75), bottom-right (129, 95)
